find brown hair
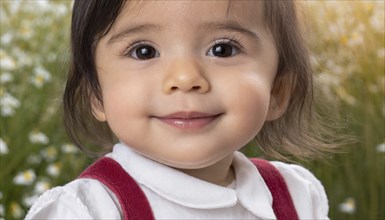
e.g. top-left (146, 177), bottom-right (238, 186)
top-left (64, 0), bottom-right (337, 159)
top-left (256, 1), bottom-right (337, 161)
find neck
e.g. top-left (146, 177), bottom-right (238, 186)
top-left (177, 154), bottom-right (235, 187)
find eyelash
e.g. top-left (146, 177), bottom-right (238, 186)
top-left (121, 40), bottom-right (155, 57)
top-left (211, 36), bottom-right (244, 52)
top-left (120, 36), bottom-right (245, 58)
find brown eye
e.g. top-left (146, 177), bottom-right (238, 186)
top-left (212, 44), bottom-right (233, 57)
top-left (207, 41), bottom-right (241, 58)
top-left (128, 44), bottom-right (159, 60)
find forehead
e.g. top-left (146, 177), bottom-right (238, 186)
top-left (109, 1), bottom-right (265, 35)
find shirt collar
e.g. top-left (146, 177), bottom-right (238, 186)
top-left (232, 152), bottom-right (276, 219)
top-left (110, 142), bottom-right (275, 219)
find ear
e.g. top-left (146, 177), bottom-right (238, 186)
top-left (266, 74), bottom-right (293, 121)
top-left (91, 95), bottom-right (107, 122)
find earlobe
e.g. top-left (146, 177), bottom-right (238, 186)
top-left (266, 74), bottom-right (293, 121)
top-left (91, 96), bottom-right (107, 122)
top-left (92, 107), bottom-right (107, 122)
top-left (266, 95), bottom-right (289, 121)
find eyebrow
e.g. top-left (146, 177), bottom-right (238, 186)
top-left (107, 24), bottom-right (161, 45)
top-left (107, 21), bottom-right (260, 45)
top-left (202, 21), bottom-right (260, 41)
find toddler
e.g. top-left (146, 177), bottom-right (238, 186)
top-left (27, 0), bottom-right (333, 219)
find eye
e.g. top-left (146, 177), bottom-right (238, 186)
top-left (207, 40), bottom-right (242, 58)
top-left (125, 43), bottom-right (160, 60)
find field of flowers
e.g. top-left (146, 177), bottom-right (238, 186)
top-left (0, 1), bottom-right (384, 219)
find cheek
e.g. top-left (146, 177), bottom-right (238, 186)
top-left (226, 71), bottom-right (272, 110)
top-left (243, 72), bottom-right (273, 113)
top-left (221, 71), bottom-right (273, 132)
top-left (99, 72), bottom-right (153, 114)
top-left (98, 76), bottom-right (151, 138)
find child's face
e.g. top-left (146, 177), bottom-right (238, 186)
top-left (93, 1), bottom-right (281, 169)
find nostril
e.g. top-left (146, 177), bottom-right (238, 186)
top-left (171, 86), bottom-right (178, 91)
top-left (192, 86), bottom-right (201, 90)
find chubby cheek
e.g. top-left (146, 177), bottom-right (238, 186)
top-left (99, 78), bottom-right (152, 142)
top-left (222, 71), bottom-right (273, 141)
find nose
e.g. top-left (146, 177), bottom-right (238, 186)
top-left (162, 58), bottom-right (210, 94)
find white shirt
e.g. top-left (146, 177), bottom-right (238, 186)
top-left (26, 143), bottom-right (329, 219)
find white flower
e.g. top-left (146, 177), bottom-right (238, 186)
top-left (0, 204), bottom-right (4, 217)
top-left (0, 54), bottom-right (16, 70)
top-left (22, 0), bottom-right (53, 14)
top-left (1, 32), bottom-right (12, 45)
top-left (376, 143), bottom-right (385, 153)
top-left (10, 202), bottom-right (24, 219)
top-left (12, 47), bottom-right (32, 67)
top-left (35, 0), bottom-right (50, 9)
top-left (8, 1), bottom-right (21, 14)
top-left (34, 180), bottom-right (51, 194)
top-left (0, 72), bottom-right (13, 83)
top-left (370, 4), bottom-right (385, 33)
top-left (31, 66), bottom-right (51, 88)
top-left (40, 146), bottom-right (57, 161)
top-left (54, 3), bottom-right (69, 16)
top-left (13, 169), bottom-right (36, 185)
top-left (0, 92), bottom-right (21, 117)
top-left (0, 138), bottom-right (9, 155)
top-left (23, 194), bottom-right (39, 207)
top-left (339, 197), bottom-right (356, 214)
top-left (61, 143), bottom-right (78, 154)
top-left (29, 131), bottom-right (49, 144)
top-left (47, 163), bottom-right (61, 177)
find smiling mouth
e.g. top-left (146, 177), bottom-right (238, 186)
top-left (152, 112), bottom-right (223, 130)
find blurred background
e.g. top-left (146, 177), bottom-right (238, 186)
top-left (0, 1), bottom-right (384, 219)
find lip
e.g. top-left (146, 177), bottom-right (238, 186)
top-left (153, 111), bottom-right (222, 130)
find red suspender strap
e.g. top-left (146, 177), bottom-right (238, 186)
top-left (79, 157), bottom-right (155, 220)
top-left (250, 158), bottom-right (299, 220)
top-left (79, 157), bottom-right (297, 220)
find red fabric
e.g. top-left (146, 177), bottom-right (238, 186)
top-left (79, 157), bottom-right (155, 220)
top-left (250, 158), bottom-right (299, 220)
top-left (79, 157), bottom-right (298, 220)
